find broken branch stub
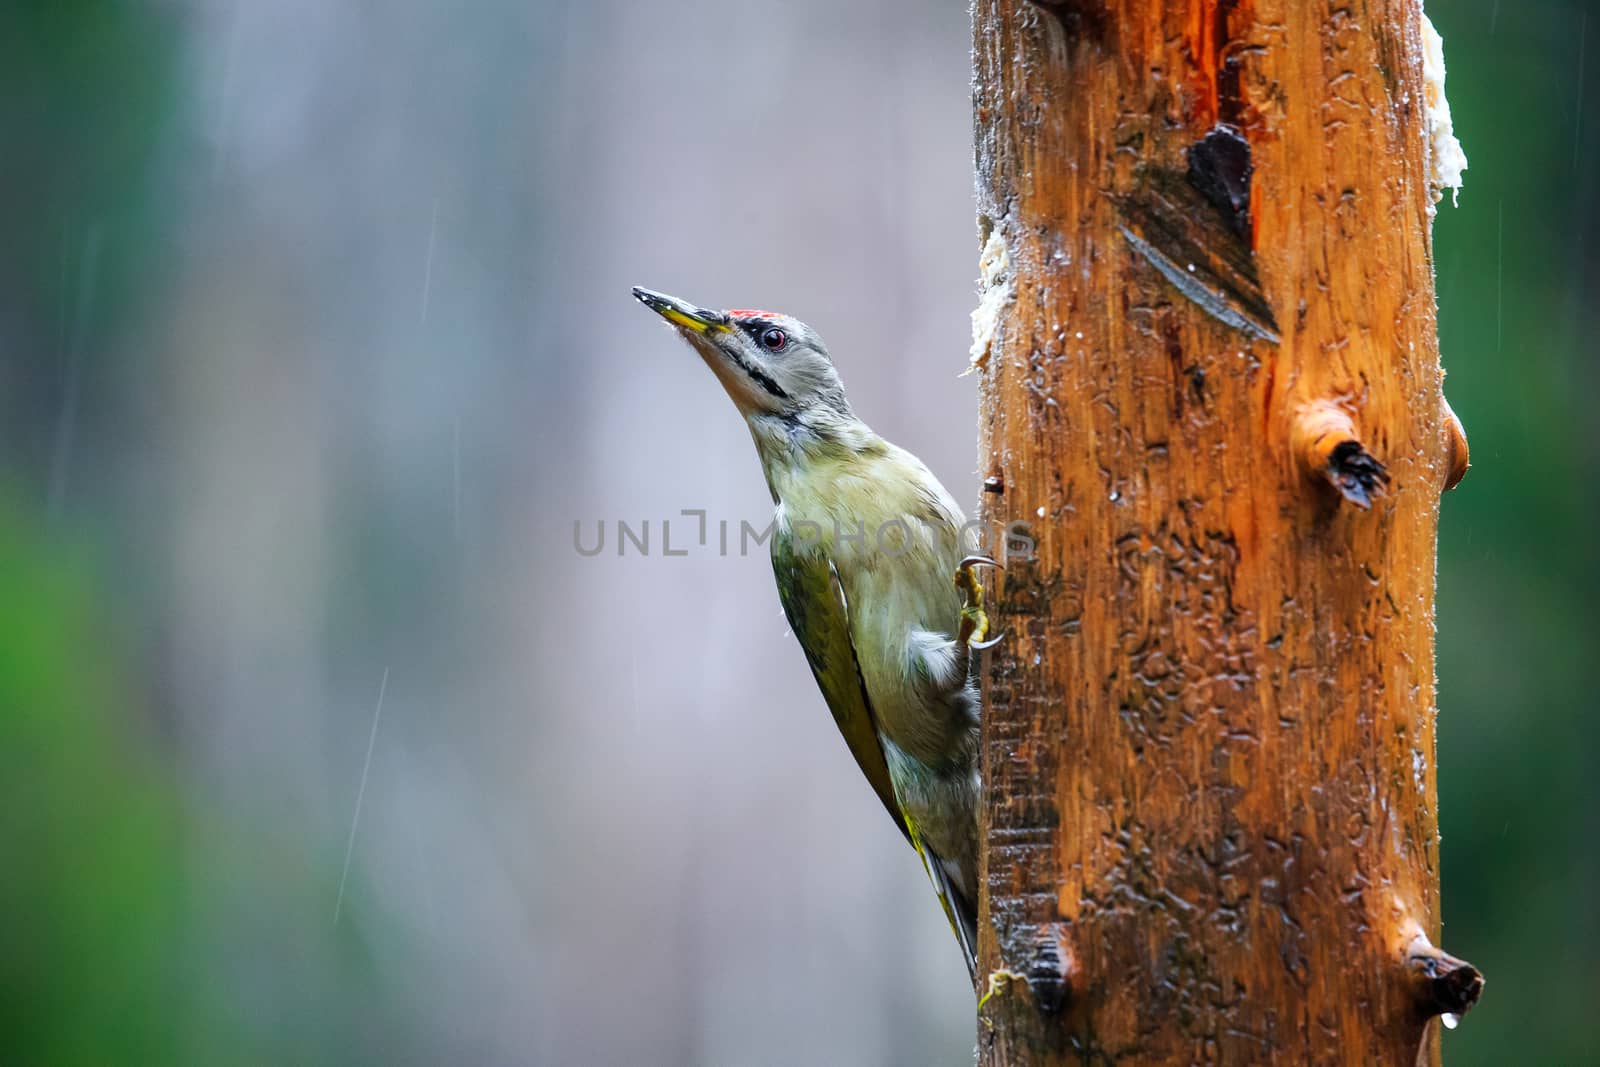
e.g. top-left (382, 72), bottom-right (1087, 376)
top-left (1291, 398), bottom-right (1390, 509)
top-left (1442, 395), bottom-right (1470, 491)
top-left (1024, 923), bottom-right (1074, 1016)
top-left (1405, 933), bottom-right (1485, 1022)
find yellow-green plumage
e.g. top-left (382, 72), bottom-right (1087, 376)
top-left (763, 433), bottom-right (980, 975)
top-left (633, 287), bottom-right (983, 977)
top-left (770, 525), bottom-right (908, 839)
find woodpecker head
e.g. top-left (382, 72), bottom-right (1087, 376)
top-left (633, 287), bottom-right (852, 421)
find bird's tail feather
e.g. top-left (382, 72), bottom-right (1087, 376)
top-left (926, 852), bottom-right (979, 982)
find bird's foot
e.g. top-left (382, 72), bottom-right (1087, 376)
top-left (978, 968), bottom-right (1025, 1013)
top-left (955, 555), bottom-right (1004, 649)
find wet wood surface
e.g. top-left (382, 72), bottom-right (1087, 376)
top-left (971, 1), bottom-right (1478, 1062)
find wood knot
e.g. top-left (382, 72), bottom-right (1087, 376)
top-left (1023, 0), bottom-right (1107, 41)
top-left (1404, 934), bottom-right (1485, 1023)
top-left (1291, 398), bottom-right (1390, 509)
top-left (1187, 124), bottom-right (1253, 240)
top-left (1442, 395), bottom-right (1469, 491)
top-left (1025, 923), bottom-right (1075, 1015)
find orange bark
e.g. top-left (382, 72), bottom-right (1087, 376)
top-left (971, 1), bottom-right (1479, 1062)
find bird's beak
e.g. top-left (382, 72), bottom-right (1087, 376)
top-left (632, 287), bottom-right (729, 334)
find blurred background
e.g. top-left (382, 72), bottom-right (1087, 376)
top-left (0, 1), bottom-right (1593, 1064)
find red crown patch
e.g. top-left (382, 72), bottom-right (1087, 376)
top-left (726, 309), bottom-right (781, 320)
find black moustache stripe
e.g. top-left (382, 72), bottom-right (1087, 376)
top-left (729, 351), bottom-right (789, 400)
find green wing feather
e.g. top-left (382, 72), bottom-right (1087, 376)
top-left (771, 528), bottom-right (909, 844)
top-left (772, 524), bottom-right (978, 978)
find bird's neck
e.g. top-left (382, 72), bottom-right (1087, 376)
top-left (747, 408), bottom-right (882, 505)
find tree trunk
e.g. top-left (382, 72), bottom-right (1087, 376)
top-left (971, 2), bottom-right (1481, 1064)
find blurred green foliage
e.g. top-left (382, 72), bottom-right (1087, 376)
top-left (0, 498), bottom-right (222, 1063)
top-left (0, 1), bottom-right (180, 481)
top-left (0, 496), bottom-right (430, 1063)
top-left (0, 6), bottom-right (422, 1064)
top-left (0, 4), bottom-right (199, 1059)
top-left (1432, 1), bottom-right (1599, 1064)
top-left (0, 1), bottom-right (178, 307)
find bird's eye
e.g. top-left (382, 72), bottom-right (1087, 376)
top-left (760, 327), bottom-right (788, 351)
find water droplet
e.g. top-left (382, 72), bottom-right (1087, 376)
top-left (1441, 1013), bottom-right (1460, 1030)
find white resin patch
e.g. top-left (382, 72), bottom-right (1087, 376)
top-left (1421, 10), bottom-right (1468, 208)
top-left (968, 228), bottom-right (1013, 370)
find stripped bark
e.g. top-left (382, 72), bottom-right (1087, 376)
top-left (971, 2), bottom-right (1479, 1062)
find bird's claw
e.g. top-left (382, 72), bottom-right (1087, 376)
top-left (955, 555), bottom-right (1003, 648)
top-left (970, 629), bottom-right (1008, 651)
